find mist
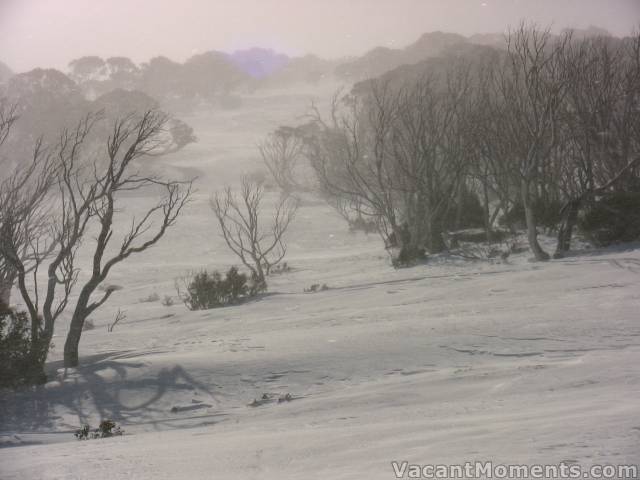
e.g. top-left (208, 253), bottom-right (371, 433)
top-left (1, 0), bottom-right (638, 72)
top-left (2, 2), bottom-right (640, 479)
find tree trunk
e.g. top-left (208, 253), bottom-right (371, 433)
top-left (0, 265), bottom-right (18, 307)
top-left (482, 182), bottom-right (493, 242)
top-left (426, 218), bottom-right (446, 253)
top-left (64, 283), bottom-right (96, 368)
top-left (522, 182), bottom-right (549, 261)
top-left (64, 309), bottom-right (86, 368)
top-left (454, 184), bottom-right (464, 231)
top-left (554, 198), bottom-right (580, 257)
top-left (0, 276), bottom-right (12, 307)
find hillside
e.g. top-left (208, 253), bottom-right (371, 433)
top-left (0, 61), bottom-right (12, 84)
top-left (1, 87), bottom-right (639, 479)
top-left (335, 31), bottom-right (468, 81)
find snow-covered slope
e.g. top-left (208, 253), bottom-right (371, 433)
top-left (1, 87), bottom-right (639, 480)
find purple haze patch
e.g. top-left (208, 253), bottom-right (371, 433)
top-left (228, 48), bottom-right (290, 79)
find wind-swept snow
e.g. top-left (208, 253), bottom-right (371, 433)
top-left (1, 88), bottom-right (639, 479)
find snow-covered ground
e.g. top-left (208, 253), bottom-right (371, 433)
top-left (1, 86), bottom-right (639, 479)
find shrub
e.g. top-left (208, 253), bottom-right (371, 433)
top-left (82, 319), bottom-right (95, 331)
top-left (304, 283), bottom-right (329, 293)
top-left (74, 420), bottom-right (124, 440)
top-left (161, 295), bottom-right (174, 307)
top-left (0, 306), bottom-right (48, 388)
top-left (579, 192), bottom-right (640, 246)
top-left (179, 266), bottom-right (257, 310)
top-left (107, 309), bottom-right (126, 333)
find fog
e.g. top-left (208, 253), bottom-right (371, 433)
top-left (2, 1), bottom-right (640, 478)
top-left (1, 0), bottom-right (638, 72)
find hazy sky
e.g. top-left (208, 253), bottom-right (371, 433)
top-left (1, 0), bottom-right (638, 72)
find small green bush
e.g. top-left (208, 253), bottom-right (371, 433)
top-left (179, 266), bottom-right (256, 310)
top-left (0, 306), bottom-right (47, 388)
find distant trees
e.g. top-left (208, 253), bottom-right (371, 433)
top-left (68, 56), bottom-right (141, 98)
top-left (259, 126), bottom-right (307, 193)
top-left (211, 176), bottom-right (298, 289)
top-left (105, 57), bottom-right (140, 90)
top-left (307, 64), bottom-right (476, 264)
top-left (68, 56), bottom-right (106, 84)
top-left (308, 24), bottom-right (640, 263)
top-left (136, 52), bottom-right (250, 104)
top-left (65, 51), bottom-right (256, 108)
top-left (2, 69), bottom-right (88, 152)
top-left (2, 68), bottom-right (196, 164)
top-left (138, 56), bottom-right (185, 101)
top-left (92, 89), bottom-right (197, 154)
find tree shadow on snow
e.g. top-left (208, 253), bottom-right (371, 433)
top-left (0, 350), bottom-right (217, 436)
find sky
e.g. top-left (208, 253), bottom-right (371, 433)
top-left (0, 0), bottom-right (638, 73)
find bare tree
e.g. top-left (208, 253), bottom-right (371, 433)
top-left (5, 110), bottom-right (192, 371)
top-left (307, 67), bottom-right (474, 264)
top-left (211, 176), bottom-right (298, 288)
top-left (258, 126), bottom-right (307, 193)
top-left (0, 104), bottom-right (58, 311)
top-left (62, 111), bottom-right (193, 367)
top-left (555, 33), bottom-right (640, 254)
top-left (469, 51), bottom-right (520, 239)
top-left (482, 24), bottom-right (572, 260)
top-left (107, 309), bottom-right (126, 332)
top-left (391, 66), bottom-right (476, 253)
top-left (306, 84), bottom-right (406, 255)
top-left (0, 103), bottom-right (20, 306)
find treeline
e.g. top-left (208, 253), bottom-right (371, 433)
top-left (290, 25), bottom-right (640, 264)
top-left (0, 68), bottom-right (196, 161)
top-left (68, 53), bottom-right (247, 103)
top-left (65, 50), bottom-right (336, 104)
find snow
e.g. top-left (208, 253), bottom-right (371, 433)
top-left (1, 86), bottom-right (639, 479)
